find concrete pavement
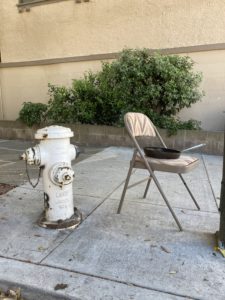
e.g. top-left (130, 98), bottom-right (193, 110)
top-left (0, 140), bottom-right (224, 300)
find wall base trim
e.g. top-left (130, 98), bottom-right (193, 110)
top-left (0, 122), bottom-right (223, 155)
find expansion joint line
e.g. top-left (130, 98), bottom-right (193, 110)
top-left (202, 154), bottom-right (219, 210)
top-left (39, 169), bottom-right (137, 264)
top-left (0, 255), bottom-right (202, 300)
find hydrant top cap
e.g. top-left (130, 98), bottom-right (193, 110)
top-left (35, 126), bottom-right (74, 139)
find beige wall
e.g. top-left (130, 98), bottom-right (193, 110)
top-left (179, 50), bottom-right (225, 131)
top-left (0, 0), bottom-right (225, 130)
top-left (1, 51), bottom-right (224, 131)
top-left (0, 60), bottom-right (102, 120)
top-left (2, 0), bottom-right (225, 62)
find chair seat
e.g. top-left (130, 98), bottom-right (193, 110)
top-left (134, 154), bottom-right (199, 174)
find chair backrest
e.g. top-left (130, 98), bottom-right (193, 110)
top-left (124, 112), bottom-right (156, 137)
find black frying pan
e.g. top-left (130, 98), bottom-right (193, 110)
top-left (144, 147), bottom-right (180, 159)
top-left (144, 144), bottom-right (205, 159)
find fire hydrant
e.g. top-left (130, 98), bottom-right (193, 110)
top-left (21, 126), bottom-right (82, 229)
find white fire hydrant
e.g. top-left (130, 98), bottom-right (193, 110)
top-left (21, 126), bottom-right (82, 229)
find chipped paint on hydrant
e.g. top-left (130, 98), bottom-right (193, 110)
top-left (21, 126), bottom-right (82, 229)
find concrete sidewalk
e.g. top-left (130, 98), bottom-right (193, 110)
top-left (0, 140), bottom-right (224, 300)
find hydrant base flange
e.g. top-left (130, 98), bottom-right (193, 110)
top-left (38, 207), bottom-right (82, 230)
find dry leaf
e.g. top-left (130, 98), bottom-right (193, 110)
top-left (54, 283), bottom-right (68, 291)
top-left (160, 245), bottom-right (171, 253)
top-left (38, 246), bottom-right (47, 251)
top-left (169, 271), bottom-right (177, 275)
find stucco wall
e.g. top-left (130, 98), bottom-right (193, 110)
top-left (2, 0), bottom-right (225, 62)
top-left (0, 60), bottom-right (102, 120)
top-left (0, 0), bottom-right (225, 130)
top-left (179, 50), bottom-right (225, 131)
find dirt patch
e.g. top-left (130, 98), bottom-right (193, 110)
top-left (0, 183), bottom-right (16, 195)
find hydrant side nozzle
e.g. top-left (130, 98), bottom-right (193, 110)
top-left (20, 153), bottom-right (26, 160)
top-left (70, 144), bottom-right (79, 161)
top-left (75, 145), bottom-right (80, 158)
top-left (50, 163), bottom-right (74, 186)
top-left (37, 143), bottom-right (48, 166)
top-left (21, 146), bottom-right (41, 165)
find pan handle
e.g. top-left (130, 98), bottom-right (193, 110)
top-left (182, 143), bottom-right (206, 152)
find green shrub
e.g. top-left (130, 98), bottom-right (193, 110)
top-left (71, 74), bottom-right (100, 124)
top-left (19, 49), bottom-right (204, 133)
top-left (47, 76), bottom-right (100, 124)
top-left (143, 109), bottom-right (201, 135)
top-left (92, 49), bottom-right (204, 124)
top-left (47, 84), bottom-right (76, 123)
top-left (19, 102), bottom-right (47, 127)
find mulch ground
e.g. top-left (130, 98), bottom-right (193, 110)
top-left (0, 183), bottom-right (16, 195)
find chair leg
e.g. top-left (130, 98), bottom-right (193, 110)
top-left (143, 176), bottom-right (153, 198)
top-left (154, 177), bottom-right (183, 231)
top-left (128, 146), bottom-right (183, 231)
top-left (179, 174), bottom-right (200, 210)
top-left (117, 163), bottom-right (133, 214)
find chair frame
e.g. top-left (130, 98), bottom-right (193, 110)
top-left (117, 113), bottom-right (200, 231)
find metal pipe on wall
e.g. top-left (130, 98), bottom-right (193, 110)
top-left (218, 119), bottom-right (225, 246)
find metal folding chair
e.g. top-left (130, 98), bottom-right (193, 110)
top-left (117, 112), bottom-right (200, 231)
